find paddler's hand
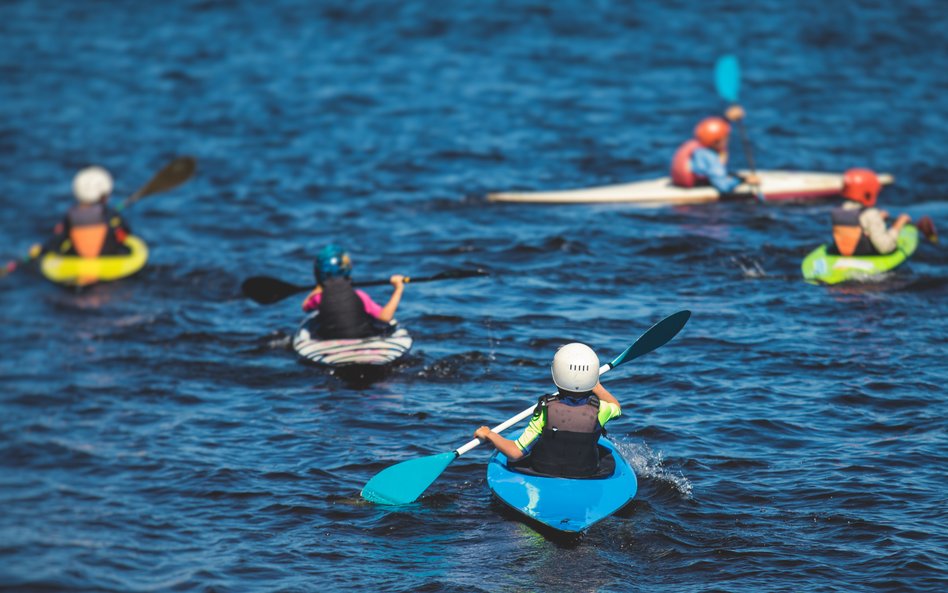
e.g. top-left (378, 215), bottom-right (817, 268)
top-left (390, 274), bottom-right (405, 287)
top-left (894, 213), bottom-right (911, 229)
top-left (743, 173), bottom-right (761, 186)
top-left (28, 243), bottom-right (42, 259)
top-left (725, 105), bottom-right (745, 121)
top-left (474, 426), bottom-right (492, 441)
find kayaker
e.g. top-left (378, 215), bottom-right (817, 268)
top-left (830, 168), bottom-right (911, 256)
top-left (670, 106), bottom-right (760, 193)
top-left (30, 166), bottom-right (132, 259)
top-left (301, 244), bottom-right (406, 339)
top-left (474, 343), bottom-right (622, 478)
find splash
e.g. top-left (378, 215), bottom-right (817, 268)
top-left (732, 255), bottom-right (767, 278)
top-left (617, 440), bottom-right (693, 499)
top-left (268, 333), bottom-right (292, 350)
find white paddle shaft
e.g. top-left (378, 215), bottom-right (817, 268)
top-left (453, 362), bottom-right (612, 457)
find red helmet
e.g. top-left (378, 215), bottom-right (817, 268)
top-left (694, 117), bottom-right (731, 148)
top-left (841, 168), bottom-right (881, 207)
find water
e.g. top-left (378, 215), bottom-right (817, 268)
top-left (1, 1), bottom-right (946, 591)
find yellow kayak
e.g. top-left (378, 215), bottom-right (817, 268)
top-left (40, 235), bottom-right (148, 287)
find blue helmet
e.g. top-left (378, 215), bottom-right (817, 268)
top-left (314, 244), bottom-right (352, 283)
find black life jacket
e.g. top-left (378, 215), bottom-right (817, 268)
top-left (63, 204), bottom-right (129, 257)
top-left (524, 393), bottom-right (605, 478)
top-left (316, 277), bottom-right (379, 339)
top-left (830, 206), bottom-right (877, 256)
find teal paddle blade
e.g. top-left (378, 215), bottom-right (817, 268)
top-left (361, 451), bottom-right (457, 505)
top-left (714, 55), bottom-right (741, 103)
top-left (610, 310), bottom-right (691, 367)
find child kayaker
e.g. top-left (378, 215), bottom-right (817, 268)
top-left (31, 166), bottom-right (132, 259)
top-left (830, 168), bottom-right (911, 256)
top-left (474, 343), bottom-right (622, 478)
top-left (670, 105), bottom-right (760, 193)
top-left (301, 244), bottom-right (406, 339)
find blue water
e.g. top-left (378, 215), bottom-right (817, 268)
top-left (2, 1), bottom-right (947, 591)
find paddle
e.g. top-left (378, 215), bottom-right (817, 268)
top-left (714, 55), bottom-right (763, 200)
top-left (916, 215), bottom-right (938, 244)
top-left (1, 156), bottom-right (197, 278)
top-left (360, 309), bottom-right (692, 505)
top-left (241, 269), bottom-right (488, 305)
top-left (117, 156), bottom-right (197, 211)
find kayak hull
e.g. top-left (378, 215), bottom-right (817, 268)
top-left (801, 225), bottom-right (918, 285)
top-left (487, 170), bottom-right (894, 205)
top-left (487, 437), bottom-right (637, 534)
top-left (39, 235), bottom-right (148, 287)
top-left (292, 313), bottom-right (412, 367)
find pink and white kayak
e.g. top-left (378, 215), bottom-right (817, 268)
top-left (487, 170), bottom-right (894, 205)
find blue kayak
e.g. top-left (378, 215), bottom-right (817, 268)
top-left (486, 437), bottom-right (637, 534)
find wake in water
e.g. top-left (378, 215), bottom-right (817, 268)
top-left (616, 440), bottom-right (693, 499)
top-left (731, 255), bottom-right (767, 278)
top-left (269, 333), bottom-right (292, 350)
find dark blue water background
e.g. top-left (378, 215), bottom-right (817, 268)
top-left (1, 1), bottom-right (946, 591)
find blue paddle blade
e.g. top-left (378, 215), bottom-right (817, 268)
top-left (361, 451), bottom-right (458, 505)
top-left (714, 55), bottom-right (741, 103)
top-left (610, 310), bottom-right (691, 368)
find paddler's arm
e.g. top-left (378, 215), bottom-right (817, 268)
top-left (107, 206), bottom-right (131, 241)
top-left (376, 274), bottom-right (405, 322)
top-left (301, 285), bottom-right (322, 312)
top-left (31, 218), bottom-right (69, 258)
top-left (861, 208), bottom-right (909, 255)
top-left (474, 426), bottom-right (525, 460)
top-left (592, 382), bottom-right (620, 410)
top-left (692, 149), bottom-right (742, 194)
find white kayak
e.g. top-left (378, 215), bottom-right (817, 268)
top-left (292, 313), bottom-right (412, 367)
top-left (487, 170), bottom-right (894, 205)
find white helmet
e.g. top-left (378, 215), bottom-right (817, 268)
top-left (73, 166), bottom-right (113, 204)
top-left (551, 343), bottom-right (600, 392)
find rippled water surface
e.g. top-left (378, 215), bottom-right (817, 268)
top-left (1, 1), bottom-right (947, 592)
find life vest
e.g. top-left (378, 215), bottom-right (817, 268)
top-left (316, 277), bottom-right (379, 339)
top-left (831, 206), bottom-right (877, 256)
top-left (526, 394), bottom-right (604, 478)
top-left (64, 204), bottom-right (129, 257)
top-left (670, 139), bottom-right (706, 188)
top-left (66, 204), bottom-right (109, 257)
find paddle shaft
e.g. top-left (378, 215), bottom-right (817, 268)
top-left (294, 273), bottom-right (450, 295)
top-left (243, 269), bottom-right (486, 305)
top-left (735, 120), bottom-right (757, 174)
top-left (724, 110), bottom-right (763, 201)
top-left (274, 275), bottom-right (433, 293)
top-left (714, 55), bottom-right (762, 200)
top-left (355, 272), bottom-right (472, 288)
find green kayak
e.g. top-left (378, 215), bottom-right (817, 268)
top-left (801, 225), bottom-right (918, 285)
